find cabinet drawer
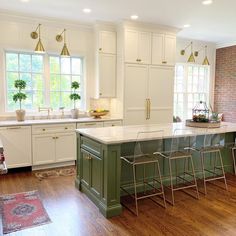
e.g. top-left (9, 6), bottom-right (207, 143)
top-left (77, 122), bottom-right (103, 129)
top-left (32, 123), bottom-right (76, 134)
top-left (103, 120), bottom-right (122, 127)
top-left (81, 136), bottom-right (102, 157)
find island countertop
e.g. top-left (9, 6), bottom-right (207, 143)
top-left (76, 122), bottom-right (236, 144)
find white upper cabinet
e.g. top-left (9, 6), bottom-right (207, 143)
top-left (125, 30), bottom-right (151, 64)
top-left (152, 33), bottom-right (176, 66)
top-left (98, 53), bottom-right (116, 97)
top-left (98, 31), bottom-right (116, 54)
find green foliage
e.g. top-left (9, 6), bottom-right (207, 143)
top-left (13, 79), bottom-right (27, 110)
top-left (70, 81), bottom-right (80, 109)
top-left (71, 81), bottom-right (80, 89)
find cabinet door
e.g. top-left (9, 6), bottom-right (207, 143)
top-left (55, 132), bottom-right (76, 162)
top-left (164, 35), bottom-right (176, 66)
top-left (124, 64), bottom-right (148, 125)
top-left (103, 120), bottom-right (122, 127)
top-left (90, 153), bottom-right (102, 199)
top-left (125, 30), bottom-right (139, 63)
top-left (32, 134), bottom-right (55, 165)
top-left (152, 33), bottom-right (164, 65)
top-left (98, 53), bottom-right (116, 97)
top-left (138, 31), bottom-right (151, 64)
top-left (0, 126), bottom-right (32, 168)
top-left (148, 66), bottom-right (174, 124)
top-left (77, 122), bottom-right (104, 129)
top-left (98, 31), bottom-right (116, 54)
top-left (81, 149), bottom-right (90, 188)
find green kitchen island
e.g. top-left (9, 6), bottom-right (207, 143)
top-left (75, 122), bottom-right (236, 218)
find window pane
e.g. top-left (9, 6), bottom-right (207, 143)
top-left (33, 91), bottom-right (44, 108)
top-left (61, 92), bottom-right (72, 109)
top-left (20, 73), bottom-right (32, 90)
top-left (72, 75), bottom-right (81, 83)
top-left (7, 91), bottom-right (18, 111)
top-left (50, 57), bottom-right (60, 74)
top-left (72, 58), bottom-right (81, 74)
top-left (6, 53), bottom-right (18, 71)
top-left (32, 74), bottom-right (43, 90)
top-left (32, 55), bottom-right (43, 73)
top-left (50, 92), bottom-right (60, 109)
top-left (61, 57), bottom-right (70, 74)
top-left (7, 72), bottom-right (18, 90)
top-left (19, 54), bottom-right (31, 72)
top-left (61, 75), bottom-right (71, 91)
top-left (50, 74), bottom-right (60, 91)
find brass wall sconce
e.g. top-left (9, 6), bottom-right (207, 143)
top-left (56, 29), bottom-right (70, 57)
top-left (30, 24), bottom-right (45, 53)
top-left (180, 42), bottom-right (210, 65)
top-left (180, 42), bottom-right (195, 63)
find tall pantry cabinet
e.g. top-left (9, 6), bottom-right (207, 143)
top-left (123, 25), bottom-right (177, 125)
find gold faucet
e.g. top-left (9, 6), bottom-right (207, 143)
top-left (59, 107), bottom-right (65, 119)
top-left (38, 107), bottom-right (53, 119)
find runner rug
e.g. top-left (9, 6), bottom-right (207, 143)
top-left (0, 190), bottom-right (51, 234)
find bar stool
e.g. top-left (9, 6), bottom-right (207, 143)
top-left (120, 130), bottom-right (166, 216)
top-left (154, 128), bottom-right (199, 206)
top-left (226, 139), bottom-right (236, 175)
top-left (191, 126), bottom-right (228, 195)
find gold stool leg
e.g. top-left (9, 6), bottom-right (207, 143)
top-left (133, 164), bottom-right (139, 216)
top-left (168, 158), bottom-right (175, 206)
top-left (190, 155), bottom-right (200, 199)
top-left (218, 150), bottom-right (228, 191)
top-left (156, 161), bottom-right (167, 208)
top-left (200, 151), bottom-right (207, 195)
top-left (232, 148), bottom-right (236, 176)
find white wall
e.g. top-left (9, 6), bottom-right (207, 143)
top-left (0, 13), bottom-right (95, 117)
top-left (176, 38), bottom-right (216, 105)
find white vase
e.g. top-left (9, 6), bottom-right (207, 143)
top-left (71, 108), bottom-right (79, 119)
top-left (16, 109), bottom-right (26, 122)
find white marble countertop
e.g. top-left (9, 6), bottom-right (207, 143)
top-left (0, 139), bottom-right (3, 153)
top-left (0, 116), bottom-right (122, 127)
top-left (76, 122), bottom-right (236, 144)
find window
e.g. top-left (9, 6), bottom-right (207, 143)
top-left (174, 63), bottom-right (210, 120)
top-left (5, 52), bottom-right (44, 111)
top-left (49, 56), bottom-right (84, 110)
top-left (5, 51), bottom-right (84, 112)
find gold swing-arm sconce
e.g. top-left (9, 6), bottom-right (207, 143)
top-left (194, 45), bottom-right (210, 65)
top-left (180, 42), bottom-right (195, 63)
top-left (30, 24), bottom-right (45, 53)
top-left (56, 29), bottom-right (70, 57)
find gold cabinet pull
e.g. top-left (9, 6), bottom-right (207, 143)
top-left (162, 61), bottom-right (167, 64)
top-left (146, 99), bottom-right (149, 120)
top-left (65, 127), bottom-right (68, 130)
top-left (99, 48), bottom-right (102, 51)
top-left (148, 99), bottom-right (151, 119)
top-left (7, 126), bottom-right (21, 130)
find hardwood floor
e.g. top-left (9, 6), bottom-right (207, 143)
top-left (1, 169), bottom-right (236, 236)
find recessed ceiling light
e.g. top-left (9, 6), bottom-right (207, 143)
top-left (183, 24), bottom-right (191, 28)
top-left (20, 0), bottom-right (30, 2)
top-left (130, 15), bottom-right (139, 20)
top-left (202, 0), bottom-right (213, 5)
top-left (83, 8), bottom-right (91, 13)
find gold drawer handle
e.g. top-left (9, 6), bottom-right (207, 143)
top-left (162, 61), bottom-right (167, 64)
top-left (42, 129), bottom-right (46, 131)
top-left (65, 127), bottom-right (68, 130)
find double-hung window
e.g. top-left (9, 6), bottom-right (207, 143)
top-left (5, 51), bottom-right (84, 112)
top-left (174, 63), bottom-right (210, 120)
top-left (5, 52), bottom-right (44, 111)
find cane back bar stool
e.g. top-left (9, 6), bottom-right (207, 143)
top-left (190, 126), bottom-right (228, 195)
top-left (154, 128), bottom-right (199, 206)
top-left (120, 130), bottom-right (166, 216)
top-left (226, 137), bottom-right (236, 176)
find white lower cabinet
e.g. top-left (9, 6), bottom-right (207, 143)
top-left (103, 120), bottom-right (123, 127)
top-left (0, 126), bottom-right (32, 168)
top-left (32, 124), bottom-right (76, 166)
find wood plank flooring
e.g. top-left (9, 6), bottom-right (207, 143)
top-left (1, 169), bottom-right (236, 236)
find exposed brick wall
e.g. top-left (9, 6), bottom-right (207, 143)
top-left (214, 46), bottom-right (236, 122)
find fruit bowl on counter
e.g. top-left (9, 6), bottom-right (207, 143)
top-left (89, 109), bottom-right (109, 119)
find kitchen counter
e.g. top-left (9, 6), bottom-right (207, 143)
top-left (76, 122), bottom-right (236, 144)
top-left (75, 121), bottom-right (236, 218)
top-left (0, 138), bottom-right (3, 153)
top-left (0, 116), bottom-right (122, 127)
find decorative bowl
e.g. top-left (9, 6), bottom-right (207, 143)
top-left (89, 110), bottom-right (109, 119)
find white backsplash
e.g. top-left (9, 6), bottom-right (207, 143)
top-left (89, 98), bottom-right (111, 111)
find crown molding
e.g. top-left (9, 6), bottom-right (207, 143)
top-left (216, 40), bottom-right (236, 49)
top-left (0, 9), bottom-right (93, 31)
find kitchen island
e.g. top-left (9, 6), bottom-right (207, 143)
top-left (75, 122), bottom-right (236, 218)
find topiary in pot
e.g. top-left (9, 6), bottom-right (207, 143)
top-left (69, 81), bottom-right (80, 119)
top-left (13, 80), bottom-right (27, 121)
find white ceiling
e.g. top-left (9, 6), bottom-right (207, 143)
top-left (0, 0), bottom-right (236, 44)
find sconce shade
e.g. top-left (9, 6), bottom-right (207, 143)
top-left (202, 56), bottom-right (210, 65)
top-left (35, 39), bottom-right (45, 53)
top-left (187, 52), bottom-right (195, 63)
top-left (61, 43), bottom-right (70, 57)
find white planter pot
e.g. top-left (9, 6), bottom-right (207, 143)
top-left (16, 109), bottom-right (26, 122)
top-left (71, 109), bottom-right (79, 119)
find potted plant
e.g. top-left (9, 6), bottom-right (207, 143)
top-left (13, 80), bottom-right (27, 121)
top-left (69, 81), bottom-right (80, 119)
